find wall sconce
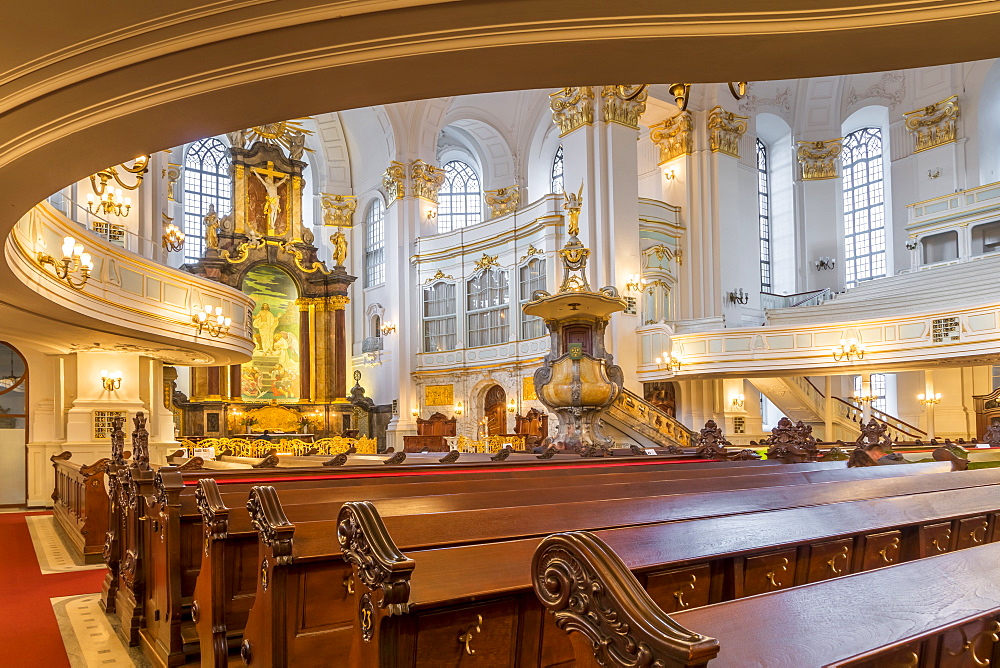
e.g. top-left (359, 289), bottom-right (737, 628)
top-left (731, 394), bottom-right (745, 411)
top-left (507, 398), bottom-right (517, 413)
top-left (928, 168), bottom-right (941, 179)
top-left (162, 223), bottom-right (185, 251)
top-left (37, 236), bottom-right (94, 290)
top-left (853, 390), bottom-right (877, 403)
top-left (832, 337), bottom-right (865, 362)
top-left (654, 353), bottom-right (683, 372)
top-left (192, 304), bottom-right (232, 337)
top-left (454, 401), bottom-right (463, 416)
top-left (814, 257), bottom-right (836, 271)
top-left (411, 406), bottom-right (420, 418)
top-left (624, 274), bottom-right (643, 293)
top-left (905, 239), bottom-right (918, 251)
top-left (727, 288), bottom-right (749, 305)
top-left (426, 210), bottom-right (437, 220)
top-left (101, 370), bottom-right (122, 391)
top-left (380, 321), bottom-right (397, 335)
top-left (662, 168), bottom-right (676, 181)
top-left (918, 393), bottom-right (942, 405)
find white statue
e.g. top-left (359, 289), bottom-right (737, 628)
top-left (251, 164), bottom-right (290, 234)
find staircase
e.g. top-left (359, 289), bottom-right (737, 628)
top-left (602, 388), bottom-right (695, 449)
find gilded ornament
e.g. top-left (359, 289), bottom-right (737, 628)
top-left (251, 161), bottom-right (290, 235)
top-left (707, 106), bottom-right (748, 158)
top-left (424, 384), bottom-right (454, 406)
top-left (649, 112), bottom-right (694, 164)
top-left (382, 161), bottom-right (406, 203)
top-left (522, 376), bottom-right (537, 401)
top-left (321, 193), bottom-right (357, 227)
top-left (473, 253), bottom-right (500, 273)
top-left (550, 87), bottom-right (595, 136)
top-left (329, 295), bottom-right (350, 311)
top-left (165, 164), bottom-right (181, 201)
top-left (485, 186), bottom-right (520, 218)
top-left (518, 245), bottom-right (544, 263)
top-left (424, 269), bottom-right (455, 284)
top-left (237, 119), bottom-right (314, 154)
top-left (600, 85), bottom-right (648, 129)
top-left (564, 183), bottom-right (584, 237)
top-left (796, 139), bottom-right (843, 181)
top-left (279, 240), bottom-right (331, 275)
top-left (904, 95), bottom-right (960, 153)
top-left (330, 228), bottom-right (348, 266)
top-left (410, 160), bottom-right (446, 202)
top-left (204, 204), bottom-right (220, 250)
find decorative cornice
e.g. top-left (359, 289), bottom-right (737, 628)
top-left (381, 161), bottom-right (406, 204)
top-left (410, 159), bottom-right (446, 202)
top-left (485, 185), bottom-right (519, 218)
top-left (550, 86), bottom-right (595, 136)
top-left (905, 95), bottom-right (960, 153)
top-left (474, 253), bottom-right (500, 273)
top-left (600, 85), bottom-right (647, 129)
top-left (707, 106), bottom-right (748, 158)
top-left (320, 193), bottom-right (357, 227)
top-left (796, 138), bottom-right (843, 181)
top-left (649, 111), bottom-right (694, 164)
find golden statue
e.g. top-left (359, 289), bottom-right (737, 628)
top-left (564, 182), bottom-right (584, 237)
top-left (330, 228), bottom-right (348, 266)
top-left (204, 204), bottom-right (220, 250)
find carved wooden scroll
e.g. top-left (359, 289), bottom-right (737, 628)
top-left (50, 451), bottom-right (73, 463)
top-left (490, 446), bottom-right (513, 462)
top-left (532, 531), bottom-right (720, 667)
top-left (323, 453), bottom-right (349, 466)
top-left (629, 444), bottom-right (648, 456)
top-left (438, 449), bottom-right (461, 464)
top-left (177, 456), bottom-right (205, 471)
top-left (337, 501), bottom-right (415, 620)
top-left (730, 449), bottom-right (762, 461)
top-left (382, 451), bottom-right (406, 465)
top-left (80, 458), bottom-right (112, 477)
top-left (253, 452), bottom-right (281, 468)
top-left (195, 479), bottom-right (229, 544)
top-left (246, 486), bottom-right (294, 565)
top-left (537, 446), bottom-right (558, 459)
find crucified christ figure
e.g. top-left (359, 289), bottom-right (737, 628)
top-left (251, 163), bottom-right (290, 234)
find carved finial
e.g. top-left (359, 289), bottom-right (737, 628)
top-left (132, 412), bottom-right (150, 471)
top-left (246, 486), bottom-right (294, 564)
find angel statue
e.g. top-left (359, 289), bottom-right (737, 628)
top-left (563, 182), bottom-right (584, 237)
top-left (330, 228), bottom-right (348, 266)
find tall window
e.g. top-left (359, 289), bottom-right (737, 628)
top-left (422, 281), bottom-right (457, 352)
top-left (756, 139), bottom-right (772, 292)
top-left (365, 198), bottom-right (385, 287)
top-left (519, 258), bottom-right (546, 339)
top-left (843, 127), bottom-right (886, 288)
top-left (467, 268), bottom-right (509, 347)
top-left (183, 138), bottom-right (231, 263)
top-left (551, 146), bottom-right (565, 194)
top-left (855, 373), bottom-right (887, 413)
top-left (437, 161), bottom-right (482, 233)
top-left (641, 281), bottom-right (672, 324)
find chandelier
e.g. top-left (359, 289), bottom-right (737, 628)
top-left (88, 156), bottom-right (149, 217)
top-left (669, 82), bottom-right (747, 112)
top-left (162, 223), bottom-right (185, 252)
top-left (832, 337), bottom-right (865, 362)
top-left (192, 305), bottom-right (232, 338)
top-left (87, 188), bottom-right (132, 217)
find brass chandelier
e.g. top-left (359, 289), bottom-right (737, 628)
top-left (668, 82), bottom-right (747, 112)
top-left (88, 155), bottom-right (149, 217)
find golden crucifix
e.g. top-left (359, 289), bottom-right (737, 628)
top-left (251, 161), bottom-right (289, 235)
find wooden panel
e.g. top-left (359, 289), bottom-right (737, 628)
top-left (859, 530), bottom-right (901, 571)
top-left (742, 550), bottom-right (796, 597)
top-left (539, 604), bottom-right (575, 668)
top-left (806, 538), bottom-right (853, 584)
top-left (645, 565), bottom-right (712, 613)
top-left (955, 516), bottom-right (990, 551)
top-left (296, 563), bottom-right (352, 633)
top-left (919, 521), bottom-right (953, 558)
top-left (415, 599), bottom-right (519, 667)
top-left (929, 616), bottom-right (1000, 668)
top-left (843, 642), bottom-right (923, 667)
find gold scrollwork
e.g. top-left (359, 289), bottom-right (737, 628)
top-left (945, 620), bottom-right (1000, 666)
top-left (424, 384), bottom-right (454, 406)
top-left (764, 557), bottom-right (789, 589)
top-left (600, 84), bottom-right (648, 129)
top-left (550, 87), bottom-right (595, 136)
top-left (474, 253), bottom-right (500, 273)
top-left (650, 112), bottom-right (694, 164)
top-left (382, 161), bottom-right (406, 203)
top-left (518, 245), bottom-right (544, 263)
top-left (707, 106), bottom-right (748, 158)
top-left (321, 193), bottom-right (357, 227)
top-left (797, 139), bottom-right (844, 181)
top-left (280, 241), bottom-right (331, 274)
top-left (826, 546), bottom-right (849, 575)
top-left (969, 521), bottom-right (989, 545)
top-left (458, 614), bottom-right (483, 655)
top-left (905, 95), bottom-right (960, 153)
top-left (879, 536), bottom-right (900, 563)
top-left (410, 160), bottom-right (447, 202)
top-left (485, 185), bottom-right (520, 218)
top-left (220, 232), bottom-right (265, 264)
top-left (424, 269), bottom-right (455, 284)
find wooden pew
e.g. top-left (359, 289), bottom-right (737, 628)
top-left (332, 468), bottom-right (1000, 667)
top-left (49, 451), bottom-right (111, 563)
top-left (130, 455), bottom-right (824, 665)
top-left (535, 531), bottom-right (1000, 667)
top-left (236, 461), bottom-right (968, 667)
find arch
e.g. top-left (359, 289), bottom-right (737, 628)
top-left (0, 341), bottom-right (28, 505)
top-left (841, 123), bottom-right (889, 287)
top-left (438, 160), bottom-right (483, 233)
top-left (240, 264), bottom-right (301, 402)
top-left (550, 145), bottom-right (565, 194)
top-left (438, 113), bottom-right (516, 190)
top-left (483, 384), bottom-right (507, 436)
top-left (182, 136), bottom-right (231, 263)
top-left (756, 113), bottom-right (795, 293)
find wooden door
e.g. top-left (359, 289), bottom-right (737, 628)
top-left (484, 385), bottom-right (506, 436)
top-left (562, 325), bottom-right (592, 356)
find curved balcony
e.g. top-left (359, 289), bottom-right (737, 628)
top-left (3, 201), bottom-right (254, 365)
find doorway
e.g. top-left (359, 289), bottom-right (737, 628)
top-left (483, 385), bottom-right (507, 437)
top-left (0, 343), bottom-right (27, 506)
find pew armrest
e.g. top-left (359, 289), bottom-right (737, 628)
top-left (195, 478), bottom-right (229, 541)
top-left (247, 486), bottom-right (294, 564)
top-left (338, 501), bottom-right (415, 617)
top-left (532, 531), bottom-right (720, 668)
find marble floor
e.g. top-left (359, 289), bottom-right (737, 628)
top-left (25, 515), bottom-right (106, 575)
top-left (52, 594), bottom-right (150, 668)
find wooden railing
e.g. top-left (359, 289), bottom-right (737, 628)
top-left (606, 388), bottom-right (694, 448)
top-left (833, 397), bottom-right (928, 441)
top-left (50, 452), bottom-right (110, 562)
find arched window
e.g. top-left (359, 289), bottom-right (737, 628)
top-left (183, 138), bottom-right (231, 263)
top-left (422, 281), bottom-right (457, 352)
top-left (855, 374), bottom-right (887, 413)
top-left (843, 128), bottom-right (886, 288)
top-left (467, 268), bottom-right (509, 347)
top-left (756, 139), bottom-right (772, 292)
top-left (519, 258), bottom-right (546, 339)
top-left (551, 146), bottom-right (565, 194)
top-left (437, 161), bottom-right (482, 233)
top-left (365, 198), bottom-right (385, 287)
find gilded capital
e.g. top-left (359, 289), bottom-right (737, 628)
top-left (707, 106), bottom-right (748, 158)
top-left (320, 193), bottom-right (357, 227)
top-left (904, 95), bottom-right (960, 153)
top-left (649, 111), bottom-right (694, 164)
top-left (484, 185), bottom-right (519, 218)
top-left (382, 161), bottom-right (406, 203)
top-left (600, 85), bottom-right (648, 129)
top-left (796, 139), bottom-right (843, 181)
top-left (329, 295), bottom-right (351, 311)
top-left (550, 87), bottom-right (595, 136)
top-left (410, 160), bottom-right (447, 202)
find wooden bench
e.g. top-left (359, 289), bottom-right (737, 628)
top-left (536, 531), bottom-right (1000, 666)
top-left (124, 455), bottom-right (813, 664)
top-left (330, 466), bottom-right (1000, 667)
top-left (234, 461), bottom-right (963, 667)
top-left (49, 451), bottom-right (110, 563)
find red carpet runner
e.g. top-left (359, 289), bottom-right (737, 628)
top-left (0, 512), bottom-right (106, 667)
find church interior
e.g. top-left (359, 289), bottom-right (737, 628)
top-left (8, 3), bottom-right (1000, 666)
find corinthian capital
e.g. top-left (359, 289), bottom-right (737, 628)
top-left (600, 85), bottom-right (648, 129)
top-left (381, 161), bottom-right (406, 203)
top-left (320, 193), bottom-right (357, 227)
top-left (904, 95), bottom-right (960, 153)
top-left (550, 87), bottom-right (595, 136)
top-left (649, 112), bottom-right (694, 164)
top-left (796, 139), bottom-right (843, 181)
top-left (410, 160), bottom-right (447, 203)
top-left (707, 106), bottom-right (748, 158)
